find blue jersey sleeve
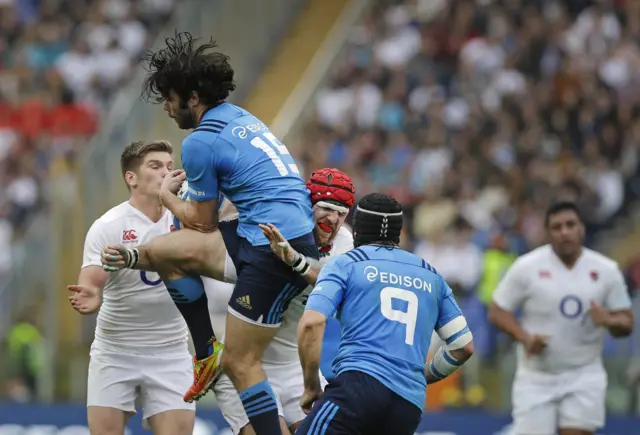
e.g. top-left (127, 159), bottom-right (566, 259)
top-left (181, 135), bottom-right (218, 202)
top-left (306, 256), bottom-right (351, 318)
top-left (435, 276), bottom-right (464, 330)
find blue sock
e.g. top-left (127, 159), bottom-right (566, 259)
top-left (165, 276), bottom-right (215, 359)
top-left (239, 380), bottom-right (281, 435)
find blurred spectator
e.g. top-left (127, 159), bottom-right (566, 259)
top-left (626, 256), bottom-right (640, 299)
top-left (414, 216), bottom-right (482, 297)
top-left (0, 0), bottom-right (174, 261)
top-left (4, 311), bottom-right (44, 403)
top-left (0, 204), bottom-right (12, 274)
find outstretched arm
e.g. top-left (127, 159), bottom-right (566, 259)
top-left (70, 222), bottom-right (111, 314)
top-left (102, 243), bottom-right (155, 272)
top-left (259, 223), bottom-right (320, 285)
top-left (68, 266), bottom-right (108, 314)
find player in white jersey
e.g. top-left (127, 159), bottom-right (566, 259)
top-left (67, 141), bottom-right (195, 435)
top-left (488, 201), bottom-right (633, 435)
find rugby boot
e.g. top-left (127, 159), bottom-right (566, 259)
top-left (184, 337), bottom-right (224, 402)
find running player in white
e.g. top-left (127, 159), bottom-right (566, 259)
top-left (488, 201), bottom-right (634, 435)
top-left (67, 140), bottom-right (195, 435)
top-left (209, 168), bottom-right (356, 435)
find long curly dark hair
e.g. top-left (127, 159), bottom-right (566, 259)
top-left (141, 31), bottom-right (236, 107)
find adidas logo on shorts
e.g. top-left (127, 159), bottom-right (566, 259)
top-left (236, 295), bottom-right (252, 310)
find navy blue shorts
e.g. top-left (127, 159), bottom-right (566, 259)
top-left (219, 219), bottom-right (319, 326)
top-left (296, 371), bottom-right (422, 435)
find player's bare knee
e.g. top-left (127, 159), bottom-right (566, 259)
top-left (87, 423), bottom-right (125, 435)
top-left (88, 427), bottom-right (124, 435)
top-left (151, 420), bottom-right (194, 435)
top-left (87, 407), bottom-right (128, 435)
top-left (147, 410), bottom-right (194, 435)
top-left (220, 348), bottom-right (258, 379)
top-left (160, 267), bottom-right (188, 282)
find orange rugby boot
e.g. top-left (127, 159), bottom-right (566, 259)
top-left (184, 338), bottom-right (224, 402)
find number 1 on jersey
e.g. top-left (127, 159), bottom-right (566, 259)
top-left (380, 286), bottom-right (418, 345)
top-left (251, 132), bottom-right (299, 176)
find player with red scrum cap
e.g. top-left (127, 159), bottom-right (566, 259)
top-left (210, 168), bottom-right (356, 434)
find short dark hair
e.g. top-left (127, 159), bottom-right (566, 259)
top-left (544, 201), bottom-right (583, 227)
top-left (353, 193), bottom-right (403, 248)
top-left (120, 140), bottom-right (173, 177)
top-left (141, 31), bottom-right (236, 107)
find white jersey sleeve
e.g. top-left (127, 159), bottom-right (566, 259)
top-left (82, 220), bottom-right (113, 268)
top-left (604, 265), bottom-right (632, 311)
top-left (492, 256), bottom-right (530, 312)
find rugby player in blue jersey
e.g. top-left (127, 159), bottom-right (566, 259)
top-left (107, 32), bottom-right (319, 435)
top-left (296, 193), bottom-right (475, 435)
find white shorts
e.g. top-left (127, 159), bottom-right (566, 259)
top-left (511, 363), bottom-right (607, 434)
top-left (87, 340), bottom-right (195, 421)
top-left (213, 360), bottom-right (327, 434)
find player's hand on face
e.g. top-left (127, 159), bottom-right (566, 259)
top-left (68, 285), bottom-right (101, 314)
top-left (101, 244), bottom-right (128, 272)
top-left (300, 387), bottom-right (323, 414)
top-left (523, 334), bottom-right (549, 357)
top-left (589, 300), bottom-right (612, 327)
top-left (160, 169), bottom-right (186, 196)
top-left (259, 223), bottom-right (299, 266)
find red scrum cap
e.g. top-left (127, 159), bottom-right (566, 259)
top-left (306, 168), bottom-right (356, 213)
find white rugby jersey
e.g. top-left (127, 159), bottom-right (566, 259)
top-left (493, 244), bottom-right (631, 374)
top-left (205, 226), bottom-right (354, 364)
top-left (82, 202), bottom-right (189, 348)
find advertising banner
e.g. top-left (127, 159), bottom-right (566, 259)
top-left (0, 404), bottom-right (638, 435)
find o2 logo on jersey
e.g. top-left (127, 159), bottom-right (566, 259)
top-left (559, 295), bottom-right (583, 319)
top-left (140, 271), bottom-right (162, 286)
top-left (380, 286), bottom-right (418, 345)
top-left (250, 132), bottom-right (300, 176)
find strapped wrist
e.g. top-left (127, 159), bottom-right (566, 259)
top-left (124, 248), bottom-right (139, 269)
top-left (292, 254), bottom-right (310, 275)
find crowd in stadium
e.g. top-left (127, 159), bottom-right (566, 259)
top-left (0, 0), bottom-right (174, 275)
top-left (306, 0), bottom-right (640, 328)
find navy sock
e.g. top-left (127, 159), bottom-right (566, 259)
top-left (165, 276), bottom-right (215, 360)
top-left (239, 380), bottom-right (282, 435)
